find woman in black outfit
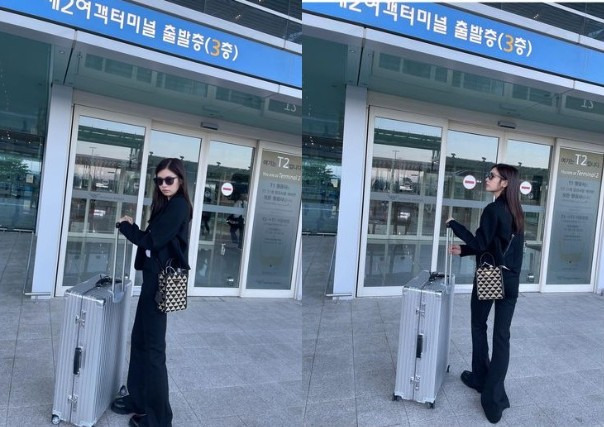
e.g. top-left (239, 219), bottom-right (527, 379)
top-left (111, 158), bottom-right (192, 427)
top-left (446, 164), bottom-right (524, 424)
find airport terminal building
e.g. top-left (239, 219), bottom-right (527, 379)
top-left (0, 0), bottom-right (302, 299)
top-left (303, 2), bottom-right (604, 297)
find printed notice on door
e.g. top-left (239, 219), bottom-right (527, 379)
top-left (247, 151), bottom-right (301, 290)
top-left (547, 148), bottom-right (603, 284)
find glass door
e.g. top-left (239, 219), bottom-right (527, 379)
top-left (439, 127), bottom-right (500, 288)
top-left (192, 140), bottom-right (254, 295)
top-left (543, 142), bottom-right (604, 292)
top-left (56, 113), bottom-right (146, 295)
top-left (358, 112), bottom-right (444, 296)
top-left (505, 137), bottom-right (552, 291)
top-left (134, 128), bottom-right (202, 290)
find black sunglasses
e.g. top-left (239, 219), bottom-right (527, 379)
top-left (153, 176), bottom-right (178, 186)
top-left (485, 172), bottom-right (505, 181)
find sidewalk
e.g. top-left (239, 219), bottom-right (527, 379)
top-left (0, 231), bottom-right (302, 426)
top-left (302, 235), bottom-right (604, 426)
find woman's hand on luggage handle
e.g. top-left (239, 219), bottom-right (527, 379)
top-left (119, 215), bottom-right (133, 225)
top-left (449, 244), bottom-right (461, 256)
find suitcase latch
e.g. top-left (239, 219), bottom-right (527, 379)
top-left (75, 311), bottom-right (86, 327)
top-left (415, 303), bottom-right (426, 316)
top-left (68, 394), bottom-right (78, 411)
top-left (410, 375), bottom-right (421, 390)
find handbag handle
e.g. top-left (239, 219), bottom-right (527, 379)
top-left (479, 234), bottom-right (515, 268)
top-left (479, 252), bottom-right (496, 266)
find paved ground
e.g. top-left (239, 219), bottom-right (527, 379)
top-left (302, 235), bottom-right (604, 427)
top-left (2, 230), bottom-right (604, 426)
top-left (0, 231), bottom-right (301, 427)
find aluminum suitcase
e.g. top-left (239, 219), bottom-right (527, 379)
top-left (52, 225), bottom-right (131, 426)
top-left (393, 229), bottom-right (455, 408)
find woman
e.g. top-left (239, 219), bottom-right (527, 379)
top-left (111, 158), bottom-right (193, 427)
top-left (446, 164), bottom-right (524, 424)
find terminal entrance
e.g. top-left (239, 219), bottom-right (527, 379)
top-left (358, 107), bottom-right (557, 296)
top-left (55, 107), bottom-right (300, 298)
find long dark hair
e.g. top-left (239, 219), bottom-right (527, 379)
top-left (493, 163), bottom-right (524, 233)
top-left (150, 158), bottom-right (193, 221)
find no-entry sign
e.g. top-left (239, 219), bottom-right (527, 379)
top-left (221, 182), bottom-right (233, 196)
top-left (520, 181), bottom-right (532, 195)
top-left (463, 175), bottom-right (477, 190)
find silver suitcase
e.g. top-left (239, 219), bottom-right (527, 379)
top-left (52, 225), bottom-right (131, 426)
top-left (393, 229), bottom-right (455, 408)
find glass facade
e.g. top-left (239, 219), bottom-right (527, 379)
top-left (0, 32), bottom-right (50, 231)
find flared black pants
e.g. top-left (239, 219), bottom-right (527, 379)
top-left (127, 259), bottom-right (173, 426)
top-left (470, 286), bottom-right (517, 421)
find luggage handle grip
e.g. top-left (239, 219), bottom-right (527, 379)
top-left (112, 222), bottom-right (128, 299)
top-left (416, 334), bottom-right (423, 358)
top-left (73, 347), bottom-right (82, 375)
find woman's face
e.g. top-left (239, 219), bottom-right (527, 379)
top-left (155, 168), bottom-right (181, 199)
top-left (485, 167), bottom-right (507, 196)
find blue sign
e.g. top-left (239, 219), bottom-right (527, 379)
top-left (1, 0), bottom-right (301, 88)
top-left (303, 2), bottom-right (604, 87)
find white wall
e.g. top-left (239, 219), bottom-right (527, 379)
top-left (332, 86), bottom-right (368, 297)
top-left (31, 84), bottom-right (73, 296)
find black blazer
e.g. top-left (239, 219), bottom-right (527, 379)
top-left (448, 196), bottom-right (524, 297)
top-left (119, 194), bottom-right (190, 271)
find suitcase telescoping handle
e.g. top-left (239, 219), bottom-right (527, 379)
top-left (111, 222), bottom-right (128, 298)
top-left (445, 227), bottom-right (453, 288)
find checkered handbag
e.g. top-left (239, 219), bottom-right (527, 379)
top-left (476, 253), bottom-right (504, 300)
top-left (475, 235), bottom-right (515, 301)
top-left (156, 261), bottom-right (188, 313)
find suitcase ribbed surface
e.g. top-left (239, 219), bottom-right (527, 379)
top-left (52, 276), bottom-right (131, 427)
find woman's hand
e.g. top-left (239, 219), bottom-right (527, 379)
top-left (119, 215), bottom-right (133, 224)
top-left (446, 217), bottom-right (455, 224)
top-left (449, 244), bottom-right (462, 256)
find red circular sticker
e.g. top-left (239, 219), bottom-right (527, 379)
top-left (221, 182), bottom-right (233, 196)
top-left (520, 181), bottom-right (532, 195)
top-left (463, 175), bottom-right (477, 190)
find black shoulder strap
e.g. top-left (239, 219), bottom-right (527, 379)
top-left (502, 234), bottom-right (515, 257)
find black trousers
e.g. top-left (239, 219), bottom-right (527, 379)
top-left (470, 286), bottom-right (517, 418)
top-left (127, 259), bottom-right (173, 426)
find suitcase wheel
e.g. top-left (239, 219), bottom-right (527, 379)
top-left (51, 415), bottom-right (61, 425)
top-left (425, 401), bottom-right (435, 409)
top-left (392, 394), bottom-right (401, 402)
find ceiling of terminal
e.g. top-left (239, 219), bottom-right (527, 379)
top-left (0, 30), bottom-right (301, 139)
top-left (303, 34), bottom-right (604, 141)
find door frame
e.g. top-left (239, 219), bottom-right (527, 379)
top-left (55, 106), bottom-right (152, 297)
top-left (540, 139), bottom-right (604, 293)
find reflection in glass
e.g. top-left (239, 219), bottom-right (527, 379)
top-left (196, 142), bottom-right (253, 288)
top-left (439, 130), bottom-right (499, 284)
top-left (62, 116), bottom-right (144, 286)
top-left (364, 118), bottom-right (442, 287)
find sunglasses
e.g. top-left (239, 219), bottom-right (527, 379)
top-left (153, 176), bottom-right (178, 186)
top-left (485, 172), bottom-right (505, 181)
